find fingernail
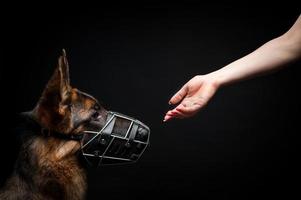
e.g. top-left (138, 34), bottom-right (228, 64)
top-left (164, 115), bottom-right (171, 122)
top-left (163, 116), bottom-right (167, 122)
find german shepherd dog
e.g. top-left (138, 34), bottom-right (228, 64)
top-left (0, 50), bottom-right (118, 199)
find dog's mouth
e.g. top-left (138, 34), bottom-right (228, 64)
top-left (79, 111), bottom-right (150, 166)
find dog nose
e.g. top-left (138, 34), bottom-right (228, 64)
top-left (135, 125), bottom-right (149, 142)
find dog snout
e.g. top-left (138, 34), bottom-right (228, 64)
top-left (136, 126), bottom-right (149, 142)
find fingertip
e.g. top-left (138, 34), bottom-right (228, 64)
top-left (169, 95), bottom-right (181, 105)
top-left (169, 98), bottom-right (176, 105)
top-left (163, 115), bottom-right (172, 122)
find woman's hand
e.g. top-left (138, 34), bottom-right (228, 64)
top-left (164, 74), bottom-right (220, 122)
top-left (164, 16), bottom-right (301, 122)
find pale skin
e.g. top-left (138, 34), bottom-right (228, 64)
top-left (164, 15), bottom-right (301, 122)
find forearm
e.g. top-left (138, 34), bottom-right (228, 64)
top-left (212, 36), bottom-right (300, 86)
top-left (210, 16), bottom-right (301, 87)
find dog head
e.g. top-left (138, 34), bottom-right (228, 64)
top-left (33, 50), bottom-right (107, 136)
top-left (30, 50), bottom-right (149, 164)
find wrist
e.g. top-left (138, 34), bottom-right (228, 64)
top-left (201, 72), bottom-right (223, 90)
top-left (204, 71), bottom-right (226, 89)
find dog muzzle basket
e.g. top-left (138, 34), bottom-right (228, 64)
top-left (80, 111), bottom-right (150, 166)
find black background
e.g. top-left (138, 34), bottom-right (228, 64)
top-left (1, 2), bottom-right (300, 200)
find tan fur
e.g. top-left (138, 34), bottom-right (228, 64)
top-left (0, 50), bottom-right (105, 199)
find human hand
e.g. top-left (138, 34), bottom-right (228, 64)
top-left (164, 74), bottom-right (220, 122)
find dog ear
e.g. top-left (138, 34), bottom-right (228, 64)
top-left (58, 49), bottom-right (71, 102)
top-left (33, 50), bottom-right (73, 131)
top-left (38, 49), bottom-right (72, 107)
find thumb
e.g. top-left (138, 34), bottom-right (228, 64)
top-left (169, 85), bottom-right (188, 105)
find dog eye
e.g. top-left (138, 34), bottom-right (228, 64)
top-left (92, 111), bottom-right (99, 119)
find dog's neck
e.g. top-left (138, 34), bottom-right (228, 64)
top-left (18, 111), bottom-right (82, 160)
top-left (23, 137), bottom-right (86, 199)
top-left (13, 112), bottom-right (87, 199)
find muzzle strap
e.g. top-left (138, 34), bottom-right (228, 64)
top-left (101, 114), bottom-right (116, 136)
top-left (128, 123), bottom-right (138, 142)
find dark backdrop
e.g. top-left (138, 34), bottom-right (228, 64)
top-left (1, 2), bottom-right (300, 200)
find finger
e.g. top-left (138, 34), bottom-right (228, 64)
top-left (163, 114), bottom-right (173, 122)
top-left (165, 110), bottom-right (177, 117)
top-left (163, 110), bottom-right (176, 122)
top-left (175, 102), bottom-right (202, 115)
top-left (168, 108), bottom-right (191, 119)
top-left (170, 109), bottom-right (191, 118)
top-left (164, 113), bottom-right (185, 122)
top-left (169, 85), bottom-right (188, 105)
top-left (163, 109), bottom-right (190, 122)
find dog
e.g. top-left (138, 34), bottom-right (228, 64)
top-left (0, 50), bottom-right (117, 200)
